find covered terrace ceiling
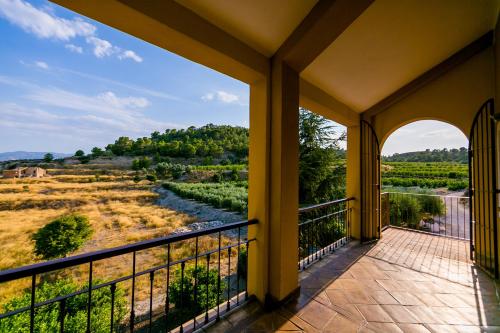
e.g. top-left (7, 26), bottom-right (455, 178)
top-left (53, 0), bottom-right (500, 119)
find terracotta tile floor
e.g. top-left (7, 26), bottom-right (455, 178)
top-left (204, 228), bottom-right (500, 333)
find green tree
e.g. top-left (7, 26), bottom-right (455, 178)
top-left (155, 162), bottom-right (169, 178)
top-left (108, 136), bottom-right (133, 156)
top-left (91, 147), bottom-right (103, 157)
top-left (131, 157), bottom-right (151, 171)
top-left (33, 215), bottom-right (93, 259)
top-left (299, 108), bottom-right (345, 204)
top-left (74, 150), bottom-right (85, 157)
top-left (43, 153), bottom-right (54, 163)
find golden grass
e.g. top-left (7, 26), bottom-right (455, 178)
top-left (0, 173), bottom-right (198, 305)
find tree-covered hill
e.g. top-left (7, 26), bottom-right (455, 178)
top-left (383, 147), bottom-right (468, 163)
top-left (103, 124), bottom-right (248, 159)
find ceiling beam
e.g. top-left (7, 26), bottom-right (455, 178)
top-left (275, 0), bottom-right (374, 73)
top-left (363, 30), bottom-right (494, 119)
top-left (51, 0), bottom-right (269, 83)
top-left (300, 79), bottom-right (359, 127)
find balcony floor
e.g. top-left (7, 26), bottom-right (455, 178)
top-left (204, 228), bottom-right (500, 333)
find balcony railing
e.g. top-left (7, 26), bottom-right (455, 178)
top-left (381, 192), bottom-right (470, 240)
top-left (298, 198), bottom-right (354, 270)
top-left (0, 219), bottom-right (257, 333)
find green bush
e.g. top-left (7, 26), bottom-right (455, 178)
top-left (78, 155), bottom-right (91, 164)
top-left (169, 265), bottom-right (225, 317)
top-left (146, 174), bottom-right (157, 182)
top-left (237, 247), bottom-right (248, 278)
top-left (33, 215), bottom-right (93, 259)
top-left (131, 157), bottom-right (151, 171)
top-left (0, 279), bottom-right (126, 333)
top-left (417, 193), bottom-right (446, 216)
top-left (389, 195), bottom-right (420, 227)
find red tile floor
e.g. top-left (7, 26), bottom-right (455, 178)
top-left (204, 228), bottom-right (500, 333)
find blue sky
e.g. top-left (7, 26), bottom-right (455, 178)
top-left (0, 0), bottom-right (468, 155)
top-left (0, 0), bottom-right (249, 153)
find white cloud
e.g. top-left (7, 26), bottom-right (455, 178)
top-left (202, 91), bottom-right (243, 104)
top-left (216, 91), bottom-right (239, 103)
top-left (118, 50), bottom-right (143, 63)
top-left (0, 0), bottom-right (142, 62)
top-left (201, 93), bottom-right (214, 101)
top-left (0, 0), bottom-right (95, 40)
top-left (34, 61), bottom-right (48, 69)
top-left (86, 36), bottom-right (115, 58)
top-left (65, 43), bottom-right (83, 54)
top-left (97, 91), bottom-right (150, 109)
top-left (26, 87), bottom-right (150, 117)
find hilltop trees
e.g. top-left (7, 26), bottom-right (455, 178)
top-left (103, 124), bottom-right (248, 160)
top-left (383, 147), bottom-right (468, 163)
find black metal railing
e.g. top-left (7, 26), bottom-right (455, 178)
top-left (0, 219), bottom-right (257, 333)
top-left (298, 198), bottom-right (354, 270)
top-left (381, 192), bottom-right (470, 240)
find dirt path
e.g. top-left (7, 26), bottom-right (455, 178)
top-left (153, 186), bottom-right (246, 230)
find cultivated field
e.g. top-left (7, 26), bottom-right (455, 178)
top-left (381, 161), bottom-right (468, 191)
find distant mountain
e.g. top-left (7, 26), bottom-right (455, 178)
top-left (0, 151), bottom-right (71, 162)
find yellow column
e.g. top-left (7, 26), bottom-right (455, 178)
top-left (247, 77), bottom-right (270, 303)
top-left (247, 60), bottom-right (299, 304)
top-left (346, 125), bottom-right (361, 240)
top-left (268, 60), bottom-right (300, 302)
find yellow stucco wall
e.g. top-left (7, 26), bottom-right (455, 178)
top-left (373, 47), bottom-right (495, 148)
top-left (373, 45), bottom-right (498, 277)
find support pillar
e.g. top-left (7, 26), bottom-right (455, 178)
top-left (247, 59), bottom-right (299, 304)
top-left (346, 125), bottom-right (361, 240)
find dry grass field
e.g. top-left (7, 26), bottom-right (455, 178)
top-left (0, 163), bottom-right (240, 312)
top-left (0, 164), bottom-right (198, 305)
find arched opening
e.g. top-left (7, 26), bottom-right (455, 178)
top-left (380, 120), bottom-right (470, 239)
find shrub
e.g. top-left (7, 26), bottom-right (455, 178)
top-left (33, 215), bottom-right (93, 259)
top-left (237, 247), bottom-right (248, 278)
top-left (133, 175), bottom-right (141, 183)
top-left (169, 265), bottom-right (225, 317)
top-left (146, 174), bottom-right (157, 182)
top-left (417, 193), bottom-right (445, 216)
top-left (78, 155), bottom-right (91, 164)
top-left (131, 157), bottom-right (151, 171)
top-left (0, 279), bottom-right (126, 333)
top-left (389, 195), bottom-right (420, 227)
top-left (229, 169), bottom-right (240, 181)
top-left (155, 162), bottom-right (169, 178)
top-left (211, 172), bottom-right (223, 183)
